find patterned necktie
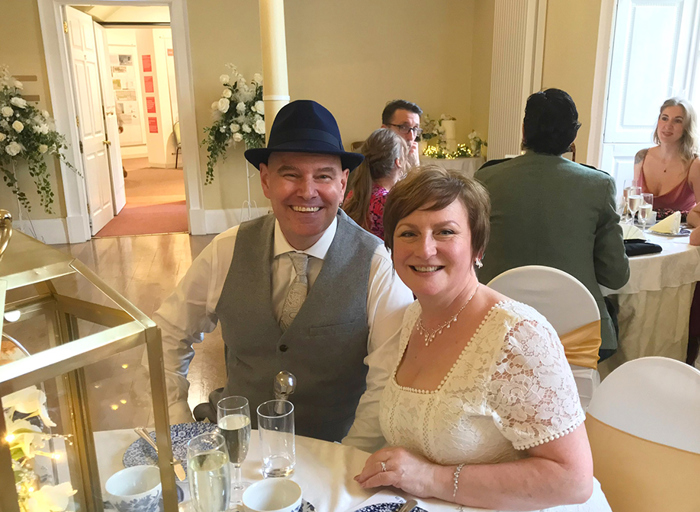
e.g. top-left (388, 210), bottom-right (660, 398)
top-left (279, 252), bottom-right (309, 331)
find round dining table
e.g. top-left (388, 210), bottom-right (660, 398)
top-left (600, 230), bottom-right (700, 376)
top-left (94, 429), bottom-right (473, 512)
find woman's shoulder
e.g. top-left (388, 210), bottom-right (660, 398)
top-left (634, 147), bottom-right (650, 166)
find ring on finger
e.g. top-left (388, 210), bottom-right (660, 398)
top-left (380, 461), bottom-right (387, 472)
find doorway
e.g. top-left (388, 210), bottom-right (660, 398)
top-left (67, 5), bottom-right (188, 237)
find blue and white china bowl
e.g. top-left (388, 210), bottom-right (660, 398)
top-left (106, 465), bottom-right (162, 512)
top-left (123, 422), bottom-right (218, 473)
top-left (355, 504), bottom-right (427, 512)
top-left (242, 479), bottom-right (302, 512)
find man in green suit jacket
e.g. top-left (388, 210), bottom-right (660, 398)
top-left (475, 89), bottom-right (629, 357)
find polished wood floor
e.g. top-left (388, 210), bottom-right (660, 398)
top-left (46, 233), bottom-right (226, 430)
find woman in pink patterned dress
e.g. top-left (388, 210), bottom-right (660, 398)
top-left (343, 128), bottom-right (408, 239)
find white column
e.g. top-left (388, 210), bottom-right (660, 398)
top-left (259, 0), bottom-right (290, 141)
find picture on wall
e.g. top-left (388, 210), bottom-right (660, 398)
top-left (118, 54), bottom-right (133, 66)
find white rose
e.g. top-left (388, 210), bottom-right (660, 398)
top-left (12, 120), bottom-right (24, 133)
top-left (236, 102), bottom-right (246, 114)
top-left (242, 124), bottom-right (251, 133)
top-left (211, 101), bottom-right (219, 110)
top-left (233, 132), bottom-right (243, 142)
top-left (252, 73), bottom-right (263, 85)
top-left (253, 119), bottom-right (266, 135)
top-left (222, 88), bottom-right (232, 99)
top-left (42, 110), bottom-right (50, 118)
top-left (14, 80), bottom-right (23, 90)
top-left (39, 144), bottom-right (48, 154)
top-left (229, 123), bottom-right (240, 132)
top-left (217, 97), bottom-right (230, 113)
top-left (220, 126), bottom-right (227, 133)
top-left (10, 97), bottom-right (27, 109)
top-left (0, 132), bottom-right (5, 142)
top-left (219, 74), bottom-right (230, 85)
top-left (5, 141), bottom-right (21, 156)
top-left (1, 106), bottom-right (13, 117)
top-left (253, 101), bottom-right (265, 115)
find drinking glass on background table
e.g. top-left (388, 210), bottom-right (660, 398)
top-left (257, 400), bottom-right (295, 478)
top-left (620, 179), bottom-right (637, 221)
top-left (217, 396), bottom-right (251, 504)
top-left (639, 193), bottom-right (654, 232)
top-left (627, 186), bottom-right (642, 224)
top-left (187, 432), bottom-right (231, 512)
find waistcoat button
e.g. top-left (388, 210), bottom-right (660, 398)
top-left (279, 344), bottom-right (288, 352)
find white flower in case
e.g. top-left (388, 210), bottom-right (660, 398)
top-left (252, 73), bottom-right (263, 85)
top-left (242, 124), bottom-right (252, 133)
top-left (10, 97), bottom-right (27, 109)
top-left (5, 141), bottom-right (22, 156)
top-left (0, 132), bottom-right (5, 142)
top-left (236, 102), bottom-right (246, 114)
top-left (253, 119), bottom-right (265, 134)
top-left (42, 110), bottom-right (50, 118)
top-left (1, 106), bottom-right (13, 117)
top-left (39, 144), bottom-right (48, 154)
top-left (218, 97), bottom-right (230, 113)
top-left (14, 80), bottom-right (23, 89)
top-left (211, 101), bottom-right (219, 110)
top-left (219, 74), bottom-right (230, 85)
top-left (233, 132), bottom-right (243, 142)
top-left (222, 88), bottom-right (232, 98)
top-left (253, 100), bottom-right (265, 115)
top-left (229, 123), bottom-right (240, 132)
top-left (12, 120), bottom-right (24, 133)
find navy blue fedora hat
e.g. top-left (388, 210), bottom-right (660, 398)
top-left (244, 100), bottom-right (364, 171)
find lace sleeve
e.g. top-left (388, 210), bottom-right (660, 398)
top-left (486, 317), bottom-right (585, 450)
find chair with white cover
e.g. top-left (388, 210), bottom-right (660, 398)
top-left (586, 357), bottom-right (700, 511)
top-left (487, 265), bottom-right (601, 409)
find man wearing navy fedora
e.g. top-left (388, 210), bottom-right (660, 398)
top-left (154, 100), bottom-right (413, 449)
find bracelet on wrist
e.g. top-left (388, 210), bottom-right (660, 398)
top-left (453, 463), bottom-right (466, 499)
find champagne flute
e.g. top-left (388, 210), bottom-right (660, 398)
top-left (627, 186), bottom-right (642, 225)
top-left (217, 396), bottom-right (251, 504)
top-left (187, 432), bottom-right (231, 512)
top-left (621, 179), bottom-right (637, 222)
top-left (639, 193), bottom-right (654, 232)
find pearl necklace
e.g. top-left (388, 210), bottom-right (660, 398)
top-left (416, 284), bottom-right (480, 346)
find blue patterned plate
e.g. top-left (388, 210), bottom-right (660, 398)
top-left (122, 423), bottom-right (219, 470)
top-left (354, 504), bottom-right (427, 512)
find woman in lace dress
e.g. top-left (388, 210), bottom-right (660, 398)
top-left (355, 166), bottom-right (611, 511)
top-left (633, 98), bottom-right (700, 225)
top-left (343, 128), bottom-right (408, 239)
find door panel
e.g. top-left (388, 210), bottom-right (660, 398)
top-left (95, 22), bottom-right (126, 214)
top-left (65, 6), bottom-right (114, 235)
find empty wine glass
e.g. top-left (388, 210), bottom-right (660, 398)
top-left (187, 432), bottom-right (231, 512)
top-left (217, 396), bottom-right (251, 505)
top-left (627, 186), bottom-right (642, 224)
top-left (639, 193), bottom-right (654, 232)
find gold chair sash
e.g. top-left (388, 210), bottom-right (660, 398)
top-left (586, 414), bottom-right (700, 512)
top-left (559, 320), bottom-right (601, 370)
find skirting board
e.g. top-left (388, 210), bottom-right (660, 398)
top-left (204, 207), bottom-right (272, 234)
top-left (14, 218), bottom-right (69, 244)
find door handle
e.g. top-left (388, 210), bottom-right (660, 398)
top-left (102, 140), bottom-right (111, 146)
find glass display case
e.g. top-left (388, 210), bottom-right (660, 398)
top-left (0, 211), bottom-right (178, 512)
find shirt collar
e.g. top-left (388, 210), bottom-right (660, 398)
top-left (273, 217), bottom-right (337, 261)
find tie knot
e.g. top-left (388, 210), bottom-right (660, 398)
top-left (288, 252), bottom-right (309, 277)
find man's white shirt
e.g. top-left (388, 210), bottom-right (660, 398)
top-left (154, 217), bottom-right (414, 452)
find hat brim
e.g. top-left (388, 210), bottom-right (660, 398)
top-left (245, 145), bottom-right (364, 172)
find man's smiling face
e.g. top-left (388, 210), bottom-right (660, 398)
top-left (260, 152), bottom-right (349, 250)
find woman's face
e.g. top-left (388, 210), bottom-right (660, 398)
top-left (392, 199), bottom-right (475, 300)
top-left (657, 105), bottom-right (686, 145)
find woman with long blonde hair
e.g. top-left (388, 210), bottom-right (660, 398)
top-left (343, 128), bottom-right (408, 238)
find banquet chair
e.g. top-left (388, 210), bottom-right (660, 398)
top-left (586, 357), bottom-right (700, 511)
top-left (487, 265), bottom-right (601, 409)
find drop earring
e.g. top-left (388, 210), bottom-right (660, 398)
top-left (475, 258), bottom-right (483, 268)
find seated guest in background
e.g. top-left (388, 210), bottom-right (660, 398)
top-left (153, 100), bottom-right (413, 450)
top-left (634, 98), bottom-right (700, 225)
top-left (355, 167), bottom-right (611, 511)
top-left (381, 99), bottom-right (423, 168)
top-left (475, 88), bottom-right (629, 360)
top-left (343, 128), bottom-right (408, 239)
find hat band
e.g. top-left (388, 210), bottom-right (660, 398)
top-left (271, 128), bottom-right (342, 150)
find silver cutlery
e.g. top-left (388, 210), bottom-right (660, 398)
top-left (134, 427), bottom-right (187, 481)
top-left (396, 499), bottom-right (418, 512)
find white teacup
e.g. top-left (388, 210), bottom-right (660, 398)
top-left (105, 465), bottom-right (162, 512)
top-left (242, 478), bottom-right (302, 512)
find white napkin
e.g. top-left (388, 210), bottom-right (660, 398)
top-left (621, 223), bottom-right (645, 240)
top-left (345, 491), bottom-right (407, 512)
top-left (651, 211), bottom-right (681, 234)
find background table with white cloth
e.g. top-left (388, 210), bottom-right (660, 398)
top-left (93, 430), bottom-right (476, 512)
top-left (419, 155), bottom-right (485, 178)
top-left (601, 232), bottom-right (700, 377)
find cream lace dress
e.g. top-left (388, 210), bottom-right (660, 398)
top-left (379, 300), bottom-right (611, 512)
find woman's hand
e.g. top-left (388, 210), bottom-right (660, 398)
top-left (354, 447), bottom-right (440, 498)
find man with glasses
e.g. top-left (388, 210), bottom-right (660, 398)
top-left (381, 99), bottom-right (423, 168)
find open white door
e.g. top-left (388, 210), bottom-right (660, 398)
top-left (64, 6), bottom-right (114, 235)
top-left (94, 22), bottom-right (126, 214)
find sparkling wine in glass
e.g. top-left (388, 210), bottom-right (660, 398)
top-left (627, 186), bottom-right (642, 224)
top-left (217, 396), bottom-right (251, 504)
top-left (187, 432), bottom-right (231, 512)
top-left (639, 193), bottom-right (654, 231)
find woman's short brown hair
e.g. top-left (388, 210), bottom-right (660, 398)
top-left (383, 165), bottom-right (491, 261)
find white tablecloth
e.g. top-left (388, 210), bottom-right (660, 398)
top-left (93, 430), bottom-right (473, 512)
top-left (419, 155), bottom-right (485, 178)
top-left (600, 232), bottom-right (700, 377)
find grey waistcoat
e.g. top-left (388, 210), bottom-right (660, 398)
top-left (216, 210), bottom-right (381, 442)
